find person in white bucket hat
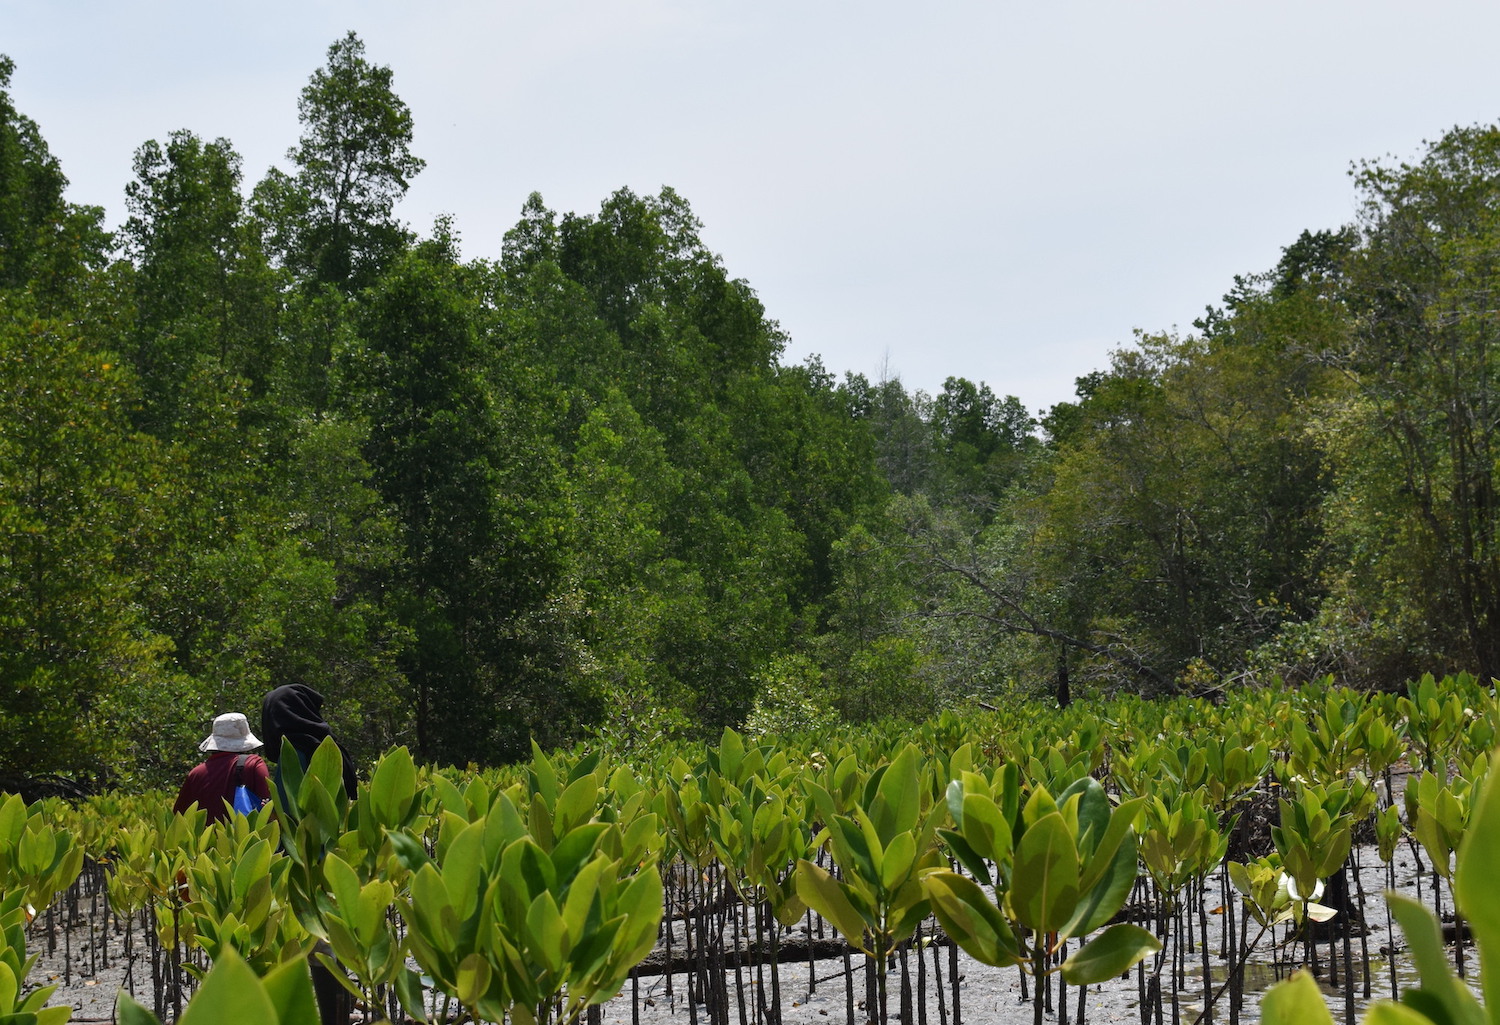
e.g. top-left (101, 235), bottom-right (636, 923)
top-left (172, 712), bottom-right (272, 824)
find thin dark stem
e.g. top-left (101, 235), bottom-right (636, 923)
top-left (1190, 921), bottom-right (1272, 1025)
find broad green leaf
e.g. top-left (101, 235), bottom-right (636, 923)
top-left (560, 856), bottom-right (608, 939)
top-left (554, 776), bottom-right (601, 834)
top-left (387, 829), bottom-right (431, 873)
top-left (1059, 923), bottom-right (1161, 985)
top-left (1387, 894), bottom-right (1486, 1025)
top-left (1258, 970), bottom-right (1334, 1025)
top-left (1078, 797), bottom-right (1144, 893)
top-left (614, 869), bottom-right (665, 964)
top-left (1012, 812), bottom-right (1080, 933)
top-left (961, 792), bottom-right (1012, 867)
top-left (718, 727), bottom-right (745, 782)
top-left (1064, 836), bottom-right (1138, 938)
top-left (393, 967), bottom-right (428, 1023)
top-left (936, 827), bottom-right (992, 886)
top-left (322, 853), bottom-right (362, 919)
top-left (368, 746), bottom-right (417, 827)
top-left (526, 891), bottom-right (567, 976)
top-left (1453, 750), bottom-right (1500, 1014)
top-left (442, 821), bottom-right (487, 920)
top-left (261, 955), bottom-right (320, 1025)
top-left (455, 952), bottom-right (492, 1011)
top-left (305, 737), bottom-right (347, 806)
top-left (410, 863), bottom-right (457, 949)
top-left (177, 949), bottom-right (278, 1025)
top-left (871, 745), bottom-right (921, 844)
top-left (551, 822), bottom-right (609, 883)
top-left (530, 740), bottom-right (559, 804)
top-left (357, 879), bottom-right (395, 945)
top-left (1364, 1002), bottom-right (1443, 1025)
top-left (116, 993), bottom-right (164, 1025)
top-left (795, 859), bottom-right (869, 949)
top-left (567, 749), bottom-right (602, 784)
top-left (880, 831), bottom-right (918, 892)
top-left (922, 870), bottom-right (1020, 967)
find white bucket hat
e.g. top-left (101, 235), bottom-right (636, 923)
top-left (199, 712), bottom-right (263, 753)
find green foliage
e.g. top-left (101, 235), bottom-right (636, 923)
top-left (0, 302), bottom-right (172, 777)
top-left (744, 654), bottom-right (837, 737)
top-left (256, 32), bottom-right (423, 291)
top-left (117, 949), bottom-right (319, 1025)
top-left (11, 25), bottom-right (1500, 786)
top-left (0, 55), bottom-right (109, 309)
top-left (1259, 742), bottom-right (1500, 1025)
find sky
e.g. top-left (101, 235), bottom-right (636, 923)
top-left (6, 2), bottom-right (1500, 417)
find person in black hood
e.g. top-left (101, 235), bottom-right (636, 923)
top-left (261, 682), bottom-right (358, 1025)
top-left (260, 682), bottom-right (358, 801)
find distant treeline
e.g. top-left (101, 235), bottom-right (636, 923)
top-left (1, 36), bottom-right (1496, 784)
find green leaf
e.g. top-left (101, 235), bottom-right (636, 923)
top-left (1012, 812), bottom-right (1081, 933)
top-left (1077, 796), bottom-right (1144, 893)
top-left (1064, 837), bottom-right (1139, 938)
top-left (922, 870), bottom-right (1020, 967)
top-left (1387, 894), bottom-right (1486, 1025)
top-left (261, 956), bottom-right (320, 1025)
top-left (613, 868), bottom-right (665, 964)
top-left (880, 831), bottom-right (918, 892)
top-left (177, 949), bottom-right (278, 1025)
top-left (551, 822), bottom-right (609, 883)
top-left (936, 827), bottom-right (992, 886)
top-left (1363, 1002), bottom-right (1444, 1025)
top-left (455, 952), bottom-right (493, 1011)
top-left (871, 745), bottom-right (921, 845)
top-left (1453, 750), bottom-right (1500, 1014)
top-left (960, 792), bottom-right (1012, 868)
top-left (322, 853), bottom-right (362, 919)
top-left (442, 821), bottom-right (487, 920)
top-left (1258, 970), bottom-right (1334, 1025)
top-left (1059, 923), bottom-right (1161, 985)
top-left (795, 859), bottom-right (869, 950)
top-left (387, 829), bottom-right (432, 873)
top-left (118, 996), bottom-right (164, 1025)
top-left (526, 891), bottom-right (567, 976)
top-left (718, 727), bottom-right (745, 782)
top-left (368, 746), bottom-right (417, 827)
top-left (393, 967), bottom-right (429, 1023)
top-left (553, 776), bottom-right (601, 834)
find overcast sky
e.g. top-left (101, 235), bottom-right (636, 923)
top-left (7, 2), bottom-right (1500, 415)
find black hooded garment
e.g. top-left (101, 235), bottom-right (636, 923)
top-left (260, 683), bottom-right (358, 800)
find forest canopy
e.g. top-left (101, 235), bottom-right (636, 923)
top-left (2, 36), bottom-right (1498, 785)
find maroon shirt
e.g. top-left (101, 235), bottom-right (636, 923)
top-left (172, 751), bottom-right (272, 824)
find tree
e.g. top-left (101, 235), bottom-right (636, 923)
top-left (0, 300), bottom-right (170, 776)
top-left (255, 32), bottom-right (423, 291)
top-left (1310, 123), bottom-right (1500, 684)
top-left (122, 130), bottom-right (278, 434)
top-left (931, 376), bottom-right (1037, 509)
top-left (345, 233), bottom-right (579, 763)
top-left (0, 55), bottom-right (108, 310)
top-left (1028, 324), bottom-right (1336, 689)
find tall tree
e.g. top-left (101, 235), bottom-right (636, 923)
top-left (0, 300), bottom-right (169, 775)
top-left (0, 55), bottom-right (109, 310)
top-left (345, 233), bottom-right (579, 763)
top-left (1316, 123), bottom-right (1500, 684)
top-left (122, 130), bottom-right (278, 434)
top-left (255, 32), bottom-right (423, 292)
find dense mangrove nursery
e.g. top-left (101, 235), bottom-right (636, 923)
top-left (2, 674), bottom-right (1497, 1024)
